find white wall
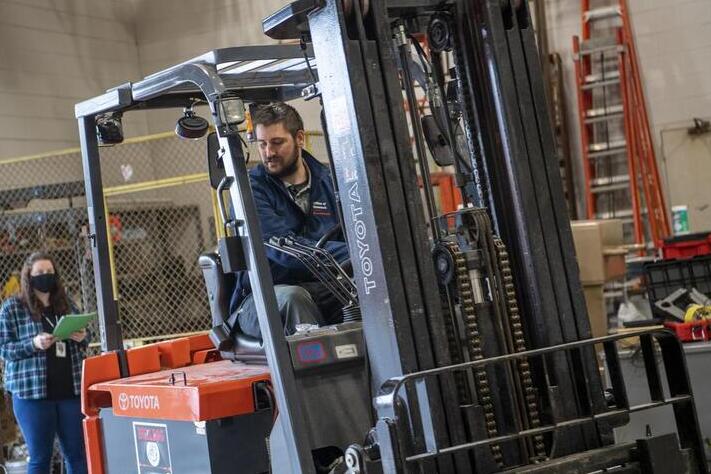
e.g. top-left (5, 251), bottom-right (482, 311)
top-left (545, 0), bottom-right (711, 222)
top-left (0, 0), bottom-right (147, 159)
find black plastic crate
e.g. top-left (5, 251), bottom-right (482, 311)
top-left (644, 255), bottom-right (711, 317)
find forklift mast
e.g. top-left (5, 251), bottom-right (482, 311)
top-left (265, 0), bottom-right (608, 466)
top-left (74, 1), bottom-right (707, 473)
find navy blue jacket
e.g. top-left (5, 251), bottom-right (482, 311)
top-left (230, 151), bottom-right (348, 312)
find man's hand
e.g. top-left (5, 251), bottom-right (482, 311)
top-left (70, 329), bottom-right (87, 343)
top-left (33, 332), bottom-right (55, 351)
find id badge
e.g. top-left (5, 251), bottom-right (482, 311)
top-left (55, 341), bottom-right (67, 358)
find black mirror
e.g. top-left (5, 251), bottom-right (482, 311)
top-left (96, 112), bottom-right (124, 145)
top-left (206, 132), bottom-right (227, 190)
top-left (422, 115), bottom-right (454, 167)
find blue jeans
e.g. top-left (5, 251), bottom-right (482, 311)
top-left (12, 396), bottom-right (87, 474)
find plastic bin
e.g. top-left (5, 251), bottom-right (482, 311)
top-left (661, 231), bottom-right (711, 259)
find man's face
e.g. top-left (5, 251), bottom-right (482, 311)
top-left (256, 122), bottom-right (304, 178)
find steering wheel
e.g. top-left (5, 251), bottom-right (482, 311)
top-left (316, 223), bottom-right (342, 248)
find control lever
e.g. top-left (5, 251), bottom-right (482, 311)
top-left (266, 237), bottom-right (357, 307)
top-left (283, 237), bottom-right (356, 299)
top-left (265, 240), bottom-right (349, 305)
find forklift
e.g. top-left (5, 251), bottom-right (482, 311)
top-left (75, 1), bottom-right (708, 473)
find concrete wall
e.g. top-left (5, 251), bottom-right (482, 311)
top-left (545, 0), bottom-right (711, 226)
top-left (3, 0), bottom-right (710, 227)
top-left (0, 0), bottom-right (147, 159)
top-left (130, 0), bottom-right (323, 134)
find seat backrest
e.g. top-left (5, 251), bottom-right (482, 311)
top-left (198, 252), bottom-right (265, 360)
top-left (198, 252), bottom-right (235, 328)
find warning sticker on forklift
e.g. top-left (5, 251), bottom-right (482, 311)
top-left (335, 344), bottom-right (358, 359)
top-left (133, 422), bottom-right (172, 473)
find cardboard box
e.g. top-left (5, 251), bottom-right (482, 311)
top-left (571, 220), bottom-right (626, 284)
top-left (583, 284), bottom-right (607, 338)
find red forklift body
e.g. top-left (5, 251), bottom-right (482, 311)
top-left (82, 335), bottom-right (272, 474)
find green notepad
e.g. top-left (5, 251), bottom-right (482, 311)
top-left (52, 312), bottom-right (96, 340)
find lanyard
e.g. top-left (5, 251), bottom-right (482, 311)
top-left (44, 315), bottom-right (59, 329)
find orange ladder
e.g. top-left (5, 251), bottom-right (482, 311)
top-left (573, 0), bottom-right (670, 250)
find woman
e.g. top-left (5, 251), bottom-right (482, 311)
top-left (0, 252), bottom-right (89, 474)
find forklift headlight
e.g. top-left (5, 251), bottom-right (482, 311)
top-left (217, 96), bottom-right (246, 128)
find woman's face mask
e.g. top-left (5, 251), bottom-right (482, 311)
top-left (30, 273), bottom-right (57, 294)
top-left (29, 259), bottom-right (56, 294)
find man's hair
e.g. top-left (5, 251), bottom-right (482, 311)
top-left (252, 102), bottom-right (304, 138)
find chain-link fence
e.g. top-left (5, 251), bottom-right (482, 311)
top-left (0, 130), bottom-right (327, 348)
top-left (98, 135), bottom-right (213, 342)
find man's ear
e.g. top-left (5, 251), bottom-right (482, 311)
top-left (295, 130), bottom-right (305, 149)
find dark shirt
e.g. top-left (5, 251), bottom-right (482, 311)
top-left (41, 308), bottom-right (76, 400)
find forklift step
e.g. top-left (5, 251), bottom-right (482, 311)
top-left (584, 6), bottom-right (622, 22)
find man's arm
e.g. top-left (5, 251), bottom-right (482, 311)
top-left (252, 185), bottom-right (349, 273)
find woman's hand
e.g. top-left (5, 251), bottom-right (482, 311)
top-left (70, 329), bottom-right (87, 343)
top-left (33, 332), bottom-right (55, 351)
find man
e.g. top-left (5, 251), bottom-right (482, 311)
top-left (230, 102), bottom-right (349, 339)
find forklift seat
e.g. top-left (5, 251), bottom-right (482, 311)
top-left (198, 252), bottom-right (265, 359)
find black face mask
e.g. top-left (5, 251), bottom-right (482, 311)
top-left (30, 274), bottom-right (57, 293)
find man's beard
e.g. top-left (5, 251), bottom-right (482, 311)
top-left (266, 148), bottom-right (300, 179)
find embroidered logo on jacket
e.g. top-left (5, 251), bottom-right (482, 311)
top-left (312, 201), bottom-right (331, 216)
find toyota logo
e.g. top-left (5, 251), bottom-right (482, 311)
top-left (118, 392), bottom-right (129, 411)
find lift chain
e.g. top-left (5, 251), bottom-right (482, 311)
top-left (442, 240), bottom-right (504, 467)
top-left (493, 238), bottom-right (548, 461)
top-left (438, 282), bottom-right (470, 404)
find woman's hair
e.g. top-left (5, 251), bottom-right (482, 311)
top-left (19, 252), bottom-right (70, 321)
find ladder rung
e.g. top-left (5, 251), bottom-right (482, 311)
top-left (592, 174), bottom-right (630, 186)
top-left (585, 69), bottom-right (620, 84)
top-left (579, 37), bottom-right (622, 56)
top-left (586, 104), bottom-right (624, 118)
top-left (595, 209), bottom-right (648, 220)
top-left (585, 112), bottom-right (624, 125)
top-left (589, 139), bottom-right (626, 153)
top-left (582, 77), bottom-right (621, 90)
top-left (591, 175), bottom-right (630, 193)
top-left (596, 209), bottom-right (633, 219)
top-left (584, 6), bottom-right (622, 22)
top-left (589, 147), bottom-right (627, 159)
